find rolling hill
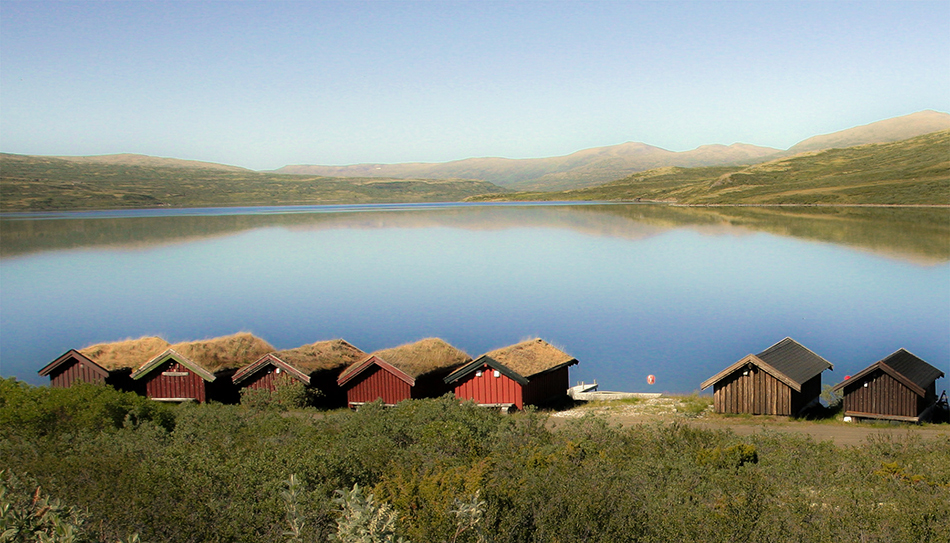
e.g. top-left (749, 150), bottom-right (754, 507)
top-left (788, 110), bottom-right (950, 154)
top-left (275, 110), bottom-right (950, 191)
top-left (471, 129), bottom-right (950, 206)
top-left (275, 141), bottom-right (781, 191)
top-left (0, 153), bottom-right (507, 212)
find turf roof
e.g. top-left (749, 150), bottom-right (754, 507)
top-left (482, 338), bottom-right (577, 379)
top-left (169, 332), bottom-right (275, 372)
top-left (273, 339), bottom-right (366, 372)
top-left (340, 337), bottom-right (472, 381)
top-left (79, 336), bottom-right (171, 371)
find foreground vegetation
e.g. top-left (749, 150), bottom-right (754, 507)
top-left (0, 154), bottom-right (506, 212)
top-left (471, 130), bottom-right (950, 205)
top-left (2, 380), bottom-right (948, 542)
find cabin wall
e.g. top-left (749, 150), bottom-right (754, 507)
top-left (240, 367), bottom-right (304, 392)
top-left (842, 369), bottom-right (921, 418)
top-left (48, 360), bottom-right (106, 388)
top-left (453, 364), bottom-right (524, 409)
top-left (143, 360), bottom-right (207, 402)
top-left (523, 366), bottom-right (570, 407)
top-left (345, 365), bottom-right (411, 406)
top-left (713, 366), bottom-right (793, 415)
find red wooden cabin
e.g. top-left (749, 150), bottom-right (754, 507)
top-left (833, 349), bottom-right (944, 422)
top-left (701, 337), bottom-right (833, 416)
top-left (337, 338), bottom-right (471, 407)
top-left (233, 339), bottom-right (365, 407)
top-left (131, 348), bottom-right (218, 402)
top-left (39, 350), bottom-right (111, 388)
top-left (38, 337), bottom-right (170, 392)
top-left (131, 333), bottom-right (273, 403)
top-left (444, 338), bottom-right (578, 411)
top-left (233, 353), bottom-right (312, 390)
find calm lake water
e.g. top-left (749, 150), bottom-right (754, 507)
top-left (2, 203), bottom-right (948, 394)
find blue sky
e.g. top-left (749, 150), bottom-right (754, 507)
top-left (2, 0), bottom-right (948, 170)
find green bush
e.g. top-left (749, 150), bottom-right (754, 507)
top-left (2, 382), bottom-right (949, 543)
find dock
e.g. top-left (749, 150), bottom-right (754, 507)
top-left (568, 381), bottom-right (662, 401)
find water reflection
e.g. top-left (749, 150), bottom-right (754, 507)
top-left (2, 203), bottom-right (948, 264)
top-left (1, 203), bottom-right (947, 393)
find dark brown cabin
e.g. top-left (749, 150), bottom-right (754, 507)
top-left (131, 333), bottom-right (273, 403)
top-left (39, 350), bottom-right (111, 388)
top-left (701, 337), bottom-right (833, 416)
top-left (38, 337), bottom-right (171, 392)
top-left (445, 338), bottom-right (578, 411)
top-left (337, 338), bottom-right (471, 407)
top-left (233, 339), bottom-right (365, 407)
top-left (833, 349), bottom-right (945, 422)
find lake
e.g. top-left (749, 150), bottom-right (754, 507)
top-left (1, 203), bottom-right (948, 394)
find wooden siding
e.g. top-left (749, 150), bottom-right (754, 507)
top-left (523, 366), bottom-right (570, 407)
top-left (713, 366), bottom-right (793, 415)
top-left (239, 367), bottom-right (304, 392)
top-left (143, 360), bottom-right (207, 402)
top-left (841, 369), bottom-right (923, 419)
top-left (47, 360), bottom-right (107, 388)
top-left (454, 364), bottom-right (524, 409)
top-left (345, 365), bottom-right (412, 406)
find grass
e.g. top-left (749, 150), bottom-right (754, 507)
top-left (80, 336), bottom-right (171, 371)
top-left (170, 332), bottom-right (275, 372)
top-left (483, 338), bottom-right (575, 378)
top-left (350, 338), bottom-right (473, 379)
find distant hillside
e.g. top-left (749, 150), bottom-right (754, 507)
top-left (471, 130), bottom-right (950, 206)
top-left (0, 153), bottom-right (506, 212)
top-left (50, 153), bottom-right (251, 172)
top-left (274, 110), bottom-right (949, 192)
top-left (275, 141), bottom-right (781, 191)
top-left (788, 110), bottom-right (950, 154)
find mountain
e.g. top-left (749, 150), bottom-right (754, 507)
top-left (480, 129), bottom-right (950, 206)
top-left (276, 110), bottom-right (950, 192)
top-left (275, 141), bottom-right (781, 191)
top-left (50, 153), bottom-right (252, 172)
top-left (787, 110), bottom-right (950, 154)
top-left (0, 153), bottom-right (507, 212)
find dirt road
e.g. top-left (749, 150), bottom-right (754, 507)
top-left (546, 397), bottom-right (950, 447)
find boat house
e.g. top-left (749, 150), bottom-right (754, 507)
top-left (337, 338), bottom-right (471, 407)
top-left (38, 337), bottom-right (170, 391)
top-left (444, 338), bottom-right (578, 411)
top-left (832, 349), bottom-right (944, 422)
top-left (233, 339), bottom-right (365, 407)
top-left (701, 337), bottom-right (833, 416)
top-left (131, 333), bottom-right (273, 403)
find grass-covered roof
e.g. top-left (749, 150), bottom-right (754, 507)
top-left (169, 332), bottom-right (275, 372)
top-left (79, 336), bottom-right (171, 371)
top-left (273, 339), bottom-right (365, 373)
top-left (483, 338), bottom-right (577, 378)
top-left (340, 338), bottom-right (471, 381)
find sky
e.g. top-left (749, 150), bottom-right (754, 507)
top-left (1, 0), bottom-right (948, 171)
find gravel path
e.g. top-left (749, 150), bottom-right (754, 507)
top-left (546, 397), bottom-right (950, 447)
